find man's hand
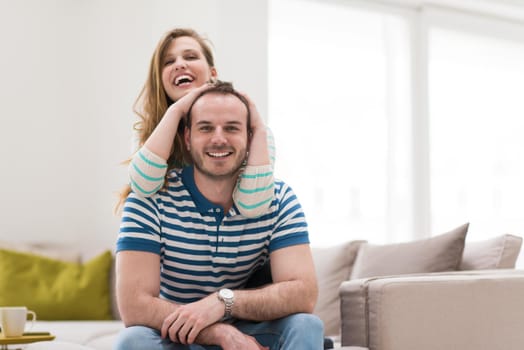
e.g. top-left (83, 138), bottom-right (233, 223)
top-left (160, 292), bottom-right (224, 344)
top-left (214, 323), bottom-right (269, 350)
top-left (222, 333), bottom-right (269, 350)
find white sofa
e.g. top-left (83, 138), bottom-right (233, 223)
top-left (29, 321), bottom-right (122, 349)
top-left (1, 224), bottom-right (522, 349)
top-left (339, 269), bottom-right (524, 350)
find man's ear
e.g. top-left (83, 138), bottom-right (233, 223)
top-left (184, 127), bottom-right (191, 151)
top-left (247, 130), bottom-right (253, 151)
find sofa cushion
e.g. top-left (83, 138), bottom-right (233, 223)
top-left (0, 240), bottom-right (81, 262)
top-left (460, 234), bottom-right (522, 270)
top-left (32, 320), bottom-right (123, 349)
top-left (312, 240), bottom-right (365, 336)
top-left (350, 223), bottom-right (469, 279)
top-left (0, 249), bottom-right (113, 320)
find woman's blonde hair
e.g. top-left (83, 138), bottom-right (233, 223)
top-left (116, 28), bottom-right (215, 212)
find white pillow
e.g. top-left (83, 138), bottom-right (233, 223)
top-left (0, 240), bottom-right (81, 262)
top-left (460, 234), bottom-right (522, 270)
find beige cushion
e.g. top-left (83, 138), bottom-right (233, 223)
top-left (312, 240), bottom-right (365, 336)
top-left (460, 234), bottom-right (522, 270)
top-left (0, 240), bottom-right (81, 262)
top-left (350, 223), bottom-right (469, 279)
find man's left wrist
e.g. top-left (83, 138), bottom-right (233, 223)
top-left (217, 288), bottom-right (235, 319)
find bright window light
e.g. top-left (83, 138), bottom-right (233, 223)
top-left (429, 25), bottom-right (524, 239)
top-left (269, 0), bottom-right (411, 246)
top-left (270, 0), bottom-right (524, 251)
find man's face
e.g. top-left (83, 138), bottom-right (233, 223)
top-left (184, 92), bottom-right (249, 180)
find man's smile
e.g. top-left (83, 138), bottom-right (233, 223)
top-left (206, 151), bottom-right (233, 158)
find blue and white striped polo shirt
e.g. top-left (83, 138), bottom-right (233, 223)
top-left (117, 166), bottom-right (309, 304)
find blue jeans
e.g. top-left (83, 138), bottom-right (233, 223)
top-left (114, 313), bottom-right (324, 350)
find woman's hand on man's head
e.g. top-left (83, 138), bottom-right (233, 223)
top-left (166, 82), bottom-right (215, 123)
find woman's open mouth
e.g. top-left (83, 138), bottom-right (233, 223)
top-left (174, 74), bottom-right (194, 87)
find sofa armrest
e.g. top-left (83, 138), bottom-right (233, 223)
top-left (340, 270), bottom-right (524, 350)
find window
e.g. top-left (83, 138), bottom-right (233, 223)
top-left (269, 0), bottom-right (524, 247)
top-left (428, 8), bottom-right (524, 239)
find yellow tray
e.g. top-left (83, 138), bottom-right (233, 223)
top-left (0, 332), bottom-right (55, 345)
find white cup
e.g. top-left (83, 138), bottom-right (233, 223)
top-left (0, 306), bottom-right (37, 337)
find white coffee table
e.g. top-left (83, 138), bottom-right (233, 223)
top-left (25, 341), bottom-right (94, 349)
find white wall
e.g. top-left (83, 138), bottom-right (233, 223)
top-left (0, 0), bottom-right (268, 252)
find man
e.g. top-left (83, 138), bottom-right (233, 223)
top-left (115, 82), bottom-right (323, 349)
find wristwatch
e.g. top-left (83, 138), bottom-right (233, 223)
top-left (217, 288), bottom-right (235, 319)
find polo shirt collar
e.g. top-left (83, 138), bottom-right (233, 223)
top-left (181, 166), bottom-right (225, 215)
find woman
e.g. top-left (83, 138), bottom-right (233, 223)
top-left (119, 28), bottom-right (275, 216)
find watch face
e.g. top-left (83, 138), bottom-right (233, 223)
top-left (220, 288), bottom-right (234, 299)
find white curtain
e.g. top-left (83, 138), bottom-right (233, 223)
top-left (269, 0), bottom-right (524, 247)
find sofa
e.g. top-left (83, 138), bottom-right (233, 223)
top-left (0, 222), bottom-right (522, 349)
top-left (339, 269), bottom-right (524, 350)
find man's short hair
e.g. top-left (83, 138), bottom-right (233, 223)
top-left (185, 81), bottom-right (251, 131)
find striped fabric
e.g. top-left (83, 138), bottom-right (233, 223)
top-left (233, 164), bottom-right (274, 217)
top-left (117, 166), bottom-right (309, 304)
top-left (128, 127), bottom-right (276, 218)
top-left (129, 146), bottom-right (167, 196)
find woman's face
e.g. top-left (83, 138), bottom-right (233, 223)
top-left (161, 36), bottom-right (217, 102)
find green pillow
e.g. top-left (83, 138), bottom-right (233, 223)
top-left (0, 248), bottom-right (113, 320)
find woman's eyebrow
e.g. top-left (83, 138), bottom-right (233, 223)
top-left (164, 49), bottom-right (199, 59)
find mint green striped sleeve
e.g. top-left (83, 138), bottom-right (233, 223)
top-left (233, 127), bottom-right (276, 218)
top-left (129, 146), bottom-right (167, 197)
